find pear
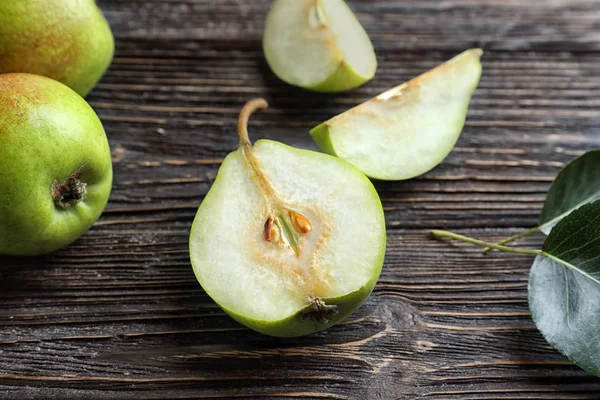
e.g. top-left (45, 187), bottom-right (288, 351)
top-left (0, 73), bottom-right (113, 256)
top-left (311, 49), bottom-right (483, 180)
top-left (0, 0), bottom-right (114, 97)
top-left (189, 99), bottom-right (386, 337)
top-left (263, 0), bottom-right (377, 93)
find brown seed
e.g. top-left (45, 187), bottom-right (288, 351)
top-left (263, 217), bottom-right (280, 243)
top-left (263, 217), bottom-right (274, 242)
top-left (289, 211), bottom-right (312, 234)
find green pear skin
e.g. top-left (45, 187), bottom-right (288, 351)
top-left (0, 0), bottom-right (114, 97)
top-left (0, 73), bottom-right (113, 256)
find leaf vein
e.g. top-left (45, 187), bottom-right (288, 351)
top-left (554, 235), bottom-right (600, 261)
top-left (543, 253), bottom-right (600, 287)
top-left (547, 212), bottom-right (600, 254)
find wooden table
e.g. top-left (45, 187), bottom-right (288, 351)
top-left (1, 1), bottom-right (599, 398)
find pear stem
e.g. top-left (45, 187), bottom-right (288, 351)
top-left (238, 98), bottom-right (269, 148)
top-left (236, 99), bottom-right (276, 202)
top-left (430, 230), bottom-right (542, 256)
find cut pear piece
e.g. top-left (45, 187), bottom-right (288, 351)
top-left (311, 49), bottom-right (483, 180)
top-left (189, 99), bottom-right (386, 337)
top-left (263, 0), bottom-right (377, 92)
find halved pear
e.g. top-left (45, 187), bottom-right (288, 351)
top-left (189, 99), bottom-right (386, 337)
top-left (263, 0), bottom-right (377, 93)
top-left (311, 49), bottom-right (483, 180)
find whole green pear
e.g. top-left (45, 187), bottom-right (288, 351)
top-left (0, 73), bottom-right (113, 256)
top-left (0, 0), bottom-right (114, 97)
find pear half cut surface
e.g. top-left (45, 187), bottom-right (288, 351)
top-left (263, 0), bottom-right (377, 93)
top-left (189, 99), bottom-right (386, 337)
top-left (311, 49), bottom-right (483, 180)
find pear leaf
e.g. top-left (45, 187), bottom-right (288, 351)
top-left (539, 150), bottom-right (600, 234)
top-left (529, 200), bottom-right (600, 376)
top-left (487, 150), bottom-right (600, 250)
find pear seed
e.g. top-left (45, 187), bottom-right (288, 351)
top-left (289, 211), bottom-right (312, 234)
top-left (263, 217), bottom-right (280, 243)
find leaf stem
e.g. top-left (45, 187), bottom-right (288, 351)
top-left (430, 230), bottom-right (542, 256)
top-left (482, 225), bottom-right (543, 253)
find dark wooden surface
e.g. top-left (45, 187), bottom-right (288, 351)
top-left (1, 0), bottom-right (600, 398)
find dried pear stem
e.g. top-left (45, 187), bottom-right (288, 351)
top-left (238, 98), bottom-right (268, 148)
top-left (238, 98), bottom-right (279, 203)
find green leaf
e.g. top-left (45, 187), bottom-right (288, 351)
top-left (539, 150), bottom-right (600, 234)
top-left (486, 150), bottom-right (600, 250)
top-left (529, 200), bottom-right (600, 376)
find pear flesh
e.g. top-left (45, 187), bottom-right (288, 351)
top-left (311, 49), bottom-right (483, 180)
top-left (189, 99), bottom-right (386, 337)
top-left (263, 0), bottom-right (377, 93)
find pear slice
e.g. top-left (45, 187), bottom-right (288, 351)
top-left (311, 49), bottom-right (483, 180)
top-left (263, 0), bottom-right (377, 93)
top-left (189, 99), bottom-right (386, 337)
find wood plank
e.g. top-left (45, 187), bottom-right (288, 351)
top-left (1, 0), bottom-right (599, 398)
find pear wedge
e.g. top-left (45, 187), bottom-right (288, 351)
top-left (263, 0), bottom-right (377, 93)
top-left (189, 99), bottom-right (386, 337)
top-left (311, 49), bottom-right (483, 180)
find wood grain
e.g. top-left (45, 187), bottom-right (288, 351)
top-left (1, 0), bottom-right (599, 398)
